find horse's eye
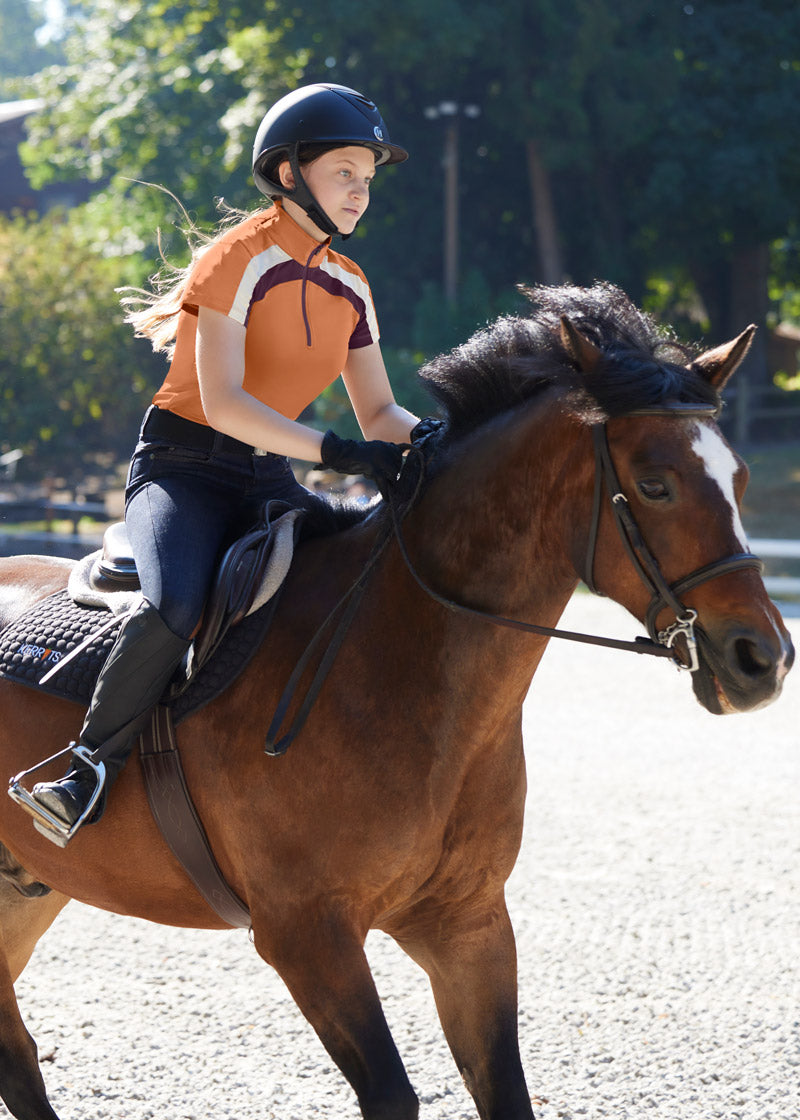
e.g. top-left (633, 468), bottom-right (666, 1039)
top-left (637, 477), bottom-right (671, 502)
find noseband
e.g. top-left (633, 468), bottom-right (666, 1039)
top-left (583, 405), bottom-right (764, 671)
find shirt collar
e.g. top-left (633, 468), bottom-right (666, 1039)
top-left (269, 199), bottom-right (331, 265)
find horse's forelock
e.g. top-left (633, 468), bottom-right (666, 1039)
top-left (580, 348), bottom-right (721, 419)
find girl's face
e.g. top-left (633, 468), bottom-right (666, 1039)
top-left (280, 146), bottom-right (377, 239)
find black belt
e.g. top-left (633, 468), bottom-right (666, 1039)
top-left (141, 406), bottom-right (270, 457)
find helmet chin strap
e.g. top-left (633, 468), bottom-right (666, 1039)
top-left (286, 143), bottom-right (353, 241)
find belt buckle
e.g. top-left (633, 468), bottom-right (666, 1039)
top-left (254, 448), bottom-right (269, 457)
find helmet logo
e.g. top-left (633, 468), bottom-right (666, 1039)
top-left (373, 126), bottom-right (384, 141)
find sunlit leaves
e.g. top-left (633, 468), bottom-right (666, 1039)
top-left (0, 205), bottom-right (163, 474)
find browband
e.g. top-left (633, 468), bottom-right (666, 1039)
top-left (623, 402), bottom-right (722, 419)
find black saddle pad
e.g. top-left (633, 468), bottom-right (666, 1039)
top-left (0, 590), bottom-right (279, 724)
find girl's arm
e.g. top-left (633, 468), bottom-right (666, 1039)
top-left (342, 342), bottom-right (419, 443)
top-left (198, 307), bottom-right (418, 459)
top-left (196, 306), bottom-right (324, 461)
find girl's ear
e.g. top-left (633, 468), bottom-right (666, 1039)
top-left (278, 160), bottom-right (295, 190)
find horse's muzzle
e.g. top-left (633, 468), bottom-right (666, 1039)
top-left (691, 619), bottom-right (795, 714)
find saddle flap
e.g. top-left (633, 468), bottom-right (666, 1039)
top-left (187, 501), bottom-right (304, 678)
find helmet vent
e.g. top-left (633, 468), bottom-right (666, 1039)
top-left (347, 91), bottom-right (378, 111)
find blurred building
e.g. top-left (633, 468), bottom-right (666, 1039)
top-left (0, 99), bottom-right (92, 214)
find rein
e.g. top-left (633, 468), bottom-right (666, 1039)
top-left (264, 514), bottom-right (394, 756)
top-left (384, 450), bottom-right (675, 660)
top-left (265, 408), bottom-right (764, 755)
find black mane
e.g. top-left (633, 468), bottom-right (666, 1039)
top-left (420, 282), bottom-right (720, 439)
top-left (302, 283), bottom-right (721, 534)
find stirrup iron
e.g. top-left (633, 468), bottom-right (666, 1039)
top-left (7, 744), bottom-right (106, 848)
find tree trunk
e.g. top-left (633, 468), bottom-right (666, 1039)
top-left (729, 242), bottom-right (770, 386)
top-left (525, 139), bottom-right (564, 285)
top-left (692, 243), bottom-right (771, 445)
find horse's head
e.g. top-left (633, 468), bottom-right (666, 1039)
top-left (560, 306), bottom-right (794, 715)
top-left (419, 282), bottom-right (794, 716)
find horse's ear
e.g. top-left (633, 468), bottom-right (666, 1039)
top-left (689, 325), bottom-right (757, 390)
top-left (560, 316), bottom-right (603, 373)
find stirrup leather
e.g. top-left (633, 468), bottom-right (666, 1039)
top-left (7, 744), bottom-right (106, 848)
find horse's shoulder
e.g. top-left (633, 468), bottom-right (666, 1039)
top-left (290, 512), bottom-right (382, 587)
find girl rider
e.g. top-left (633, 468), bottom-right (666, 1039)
top-left (21, 83), bottom-right (423, 844)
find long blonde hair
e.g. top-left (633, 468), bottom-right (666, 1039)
top-left (119, 186), bottom-right (265, 357)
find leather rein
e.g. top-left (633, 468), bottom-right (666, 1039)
top-left (265, 405), bottom-right (763, 755)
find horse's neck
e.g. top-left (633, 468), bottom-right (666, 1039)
top-left (378, 408), bottom-right (591, 708)
top-left (409, 408), bottom-right (589, 621)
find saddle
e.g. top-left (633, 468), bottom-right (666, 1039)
top-left (69, 499), bottom-right (304, 688)
top-left (0, 500), bottom-right (302, 704)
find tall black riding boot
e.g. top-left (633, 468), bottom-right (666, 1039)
top-left (31, 598), bottom-right (190, 836)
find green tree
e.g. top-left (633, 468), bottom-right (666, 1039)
top-left (17, 0), bottom-right (301, 223)
top-left (0, 202), bottom-right (164, 481)
top-left (639, 0), bottom-right (800, 379)
top-left (13, 0), bottom-right (800, 383)
top-left (18, 0), bottom-right (520, 342)
top-left (458, 0), bottom-right (681, 293)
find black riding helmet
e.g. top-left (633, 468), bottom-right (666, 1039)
top-left (252, 83), bottom-right (408, 238)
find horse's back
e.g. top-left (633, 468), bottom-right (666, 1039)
top-left (0, 555), bottom-right (73, 631)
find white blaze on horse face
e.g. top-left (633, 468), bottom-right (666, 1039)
top-left (689, 422), bottom-right (748, 549)
top-left (691, 420), bottom-right (793, 690)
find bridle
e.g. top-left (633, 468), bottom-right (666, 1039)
top-left (583, 406), bottom-right (764, 672)
top-left (265, 404), bottom-right (764, 755)
top-left (384, 402), bottom-right (763, 674)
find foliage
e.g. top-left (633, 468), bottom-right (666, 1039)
top-left (411, 270), bottom-right (526, 357)
top-left (770, 227), bottom-right (800, 326)
top-left (14, 0), bottom-right (800, 337)
top-left (0, 203), bottom-right (164, 481)
top-left (3, 0), bottom-right (800, 465)
top-left (635, 1), bottom-right (800, 337)
top-left (16, 0), bottom-right (298, 220)
top-left (643, 2), bottom-right (800, 246)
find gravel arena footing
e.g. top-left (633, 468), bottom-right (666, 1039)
top-left (10, 594), bottom-right (800, 1120)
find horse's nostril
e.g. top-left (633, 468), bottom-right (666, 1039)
top-left (732, 635), bottom-right (773, 679)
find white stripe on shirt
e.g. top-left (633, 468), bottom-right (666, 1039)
top-left (228, 244), bottom-right (293, 325)
top-left (320, 259), bottom-right (380, 344)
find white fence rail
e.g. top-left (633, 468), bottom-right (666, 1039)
top-left (750, 538), bottom-right (800, 600)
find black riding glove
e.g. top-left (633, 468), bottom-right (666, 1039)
top-left (319, 430), bottom-right (408, 486)
top-left (409, 416), bottom-right (445, 459)
top-left (410, 416), bottom-right (444, 442)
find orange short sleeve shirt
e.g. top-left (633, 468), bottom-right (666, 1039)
top-left (152, 200), bottom-right (380, 424)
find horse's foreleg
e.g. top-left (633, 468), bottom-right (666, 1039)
top-left (0, 953), bottom-right (60, 1120)
top-left (393, 896), bottom-right (535, 1120)
top-left (0, 884), bottom-right (68, 1120)
top-left (253, 914), bottom-right (419, 1120)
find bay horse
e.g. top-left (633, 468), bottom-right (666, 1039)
top-left (0, 283), bottom-right (793, 1120)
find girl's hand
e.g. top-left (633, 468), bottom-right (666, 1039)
top-left (319, 430), bottom-right (408, 485)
